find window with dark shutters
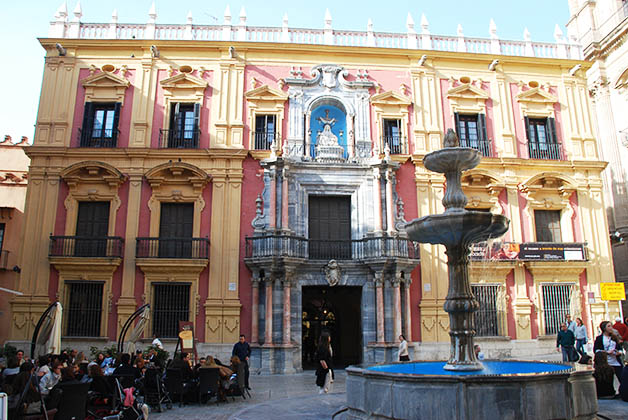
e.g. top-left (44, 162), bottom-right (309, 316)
top-left (254, 115), bottom-right (276, 150)
top-left (525, 117), bottom-right (562, 160)
top-left (454, 113), bottom-right (491, 156)
top-left (79, 102), bottom-right (121, 147)
top-left (161, 102), bottom-right (201, 148)
top-left (382, 119), bottom-right (404, 154)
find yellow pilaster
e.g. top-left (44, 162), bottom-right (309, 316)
top-left (130, 56), bottom-right (157, 147)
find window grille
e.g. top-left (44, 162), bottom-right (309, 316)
top-left (541, 283), bottom-right (573, 335)
top-left (471, 284), bottom-right (502, 336)
top-left (152, 283), bottom-right (190, 338)
top-left (383, 119), bottom-right (404, 154)
top-left (65, 282), bottom-right (104, 337)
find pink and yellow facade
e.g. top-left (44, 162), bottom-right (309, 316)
top-left (7, 6), bottom-right (621, 371)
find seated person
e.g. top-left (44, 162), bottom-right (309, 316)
top-left (169, 353), bottom-right (194, 382)
top-left (202, 356), bottom-right (232, 380)
top-left (88, 364), bottom-right (112, 396)
top-left (2, 357), bottom-right (20, 382)
top-left (10, 362), bottom-right (39, 406)
top-left (39, 362), bottom-right (62, 397)
top-left (593, 352), bottom-right (615, 398)
top-left (113, 353), bottom-right (141, 380)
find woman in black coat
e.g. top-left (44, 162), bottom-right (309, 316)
top-left (593, 320), bottom-right (623, 381)
top-left (315, 331), bottom-right (333, 394)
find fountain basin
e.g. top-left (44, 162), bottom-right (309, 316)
top-left (404, 211), bottom-right (509, 247)
top-left (423, 147), bottom-right (482, 174)
top-left (346, 360), bottom-right (597, 420)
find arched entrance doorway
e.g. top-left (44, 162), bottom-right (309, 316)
top-left (301, 286), bottom-right (362, 369)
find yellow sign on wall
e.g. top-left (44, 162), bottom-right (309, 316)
top-left (600, 283), bottom-right (626, 301)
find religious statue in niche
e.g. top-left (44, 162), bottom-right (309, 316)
top-left (323, 259), bottom-right (342, 286)
top-left (316, 109), bottom-right (339, 147)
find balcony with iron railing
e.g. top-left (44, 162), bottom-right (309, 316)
top-left (461, 138), bottom-right (492, 157)
top-left (245, 234), bottom-right (420, 261)
top-left (0, 250), bottom-right (9, 270)
top-left (382, 135), bottom-right (407, 155)
top-left (136, 237), bottom-right (210, 259)
top-left (159, 129), bottom-right (201, 148)
top-left (527, 141), bottom-right (564, 160)
top-left (254, 132), bottom-right (277, 150)
top-left (78, 128), bottom-right (119, 148)
top-left (49, 236), bottom-right (124, 258)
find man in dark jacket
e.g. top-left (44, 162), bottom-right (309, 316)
top-left (232, 334), bottom-right (251, 389)
top-left (556, 323), bottom-right (576, 362)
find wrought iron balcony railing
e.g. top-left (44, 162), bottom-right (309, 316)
top-left (527, 141), bottom-right (563, 160)
top-left (253, 132), bottom-right (277, 150)
top-left (159, 129), bottom-right (201, 148)
top-left (136, 237), bottom-right (210, 259)
top-left (49, 236), bottom-right (124, 258)
top-left (245, 234), bottom-right (420, 261)
top-left (0, 250), bottom-right (9, 270)
top-left (382, 135), bottom-right (407, 155)
top-left (78, 128), bottom-right (119, 148)
top-left (460, 138), bottom-right (492, 157)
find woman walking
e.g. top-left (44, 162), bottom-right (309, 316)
top-left (315, 332), bottom-right (333, 394)
top-left (574, 317), bottom-right (588, 358)
top-left (594, 320), bottom-right (623, 382)
top-left (398, 335), bottom-right (409, 361)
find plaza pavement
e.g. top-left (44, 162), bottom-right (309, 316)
top-left (151, 355), bottom-right (628, 420)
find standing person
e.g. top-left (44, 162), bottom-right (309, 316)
top-left (398, 335), bottom-right (409, 361)
top-left (232, 334), bottom-right (251, 390)
top-left (151, 334), bottom-right (164, 350)
top-left (556, 322), bottom-right (576, 362)
top-left (612, 316), bottom-right (628, 352)
top-left (565, 314), bottom-right (576, 334)
top-left (474, 344), bottom-right (485, 361)
top-left (593, 351), bottom-right (616, 398)
top-left (574, 317), bottom-right (588, 358)
top-left (594, 320), bottom-right (623, 381)
top-left (315, 331), bottom-right (333, 394)
top-left (16, 350), bottom-right (25, 366)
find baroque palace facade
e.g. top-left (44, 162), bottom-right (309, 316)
top-left (8, 4), bottom-right (622, 373)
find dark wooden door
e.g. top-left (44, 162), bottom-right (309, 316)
top-left (308, 196), bottom-right (351, 259)
top-left (159, 203), bottom-right (194, 257)
top-left (75, 201), bottom-right (110, 256)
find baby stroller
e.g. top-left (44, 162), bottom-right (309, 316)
top-left (142, 368), bottom-right (172, 412)
top-left (90, 377), bottom-right (149, 420)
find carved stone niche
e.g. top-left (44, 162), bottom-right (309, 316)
top-left (145, 162), bottom-right (211, 237)
top-left (461, 169), bottom-right (505, 214)
top-left (519, 172), bottom-right (578, 242)
top-left (82, 71), bottom-right (130, 105)
top-left (61, 161), bottom-right (127, 236)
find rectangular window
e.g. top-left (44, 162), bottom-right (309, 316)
top-left (308, 196), bottom-right (351, 259)
top-left (164, 103), bottom-right (200, 148)
top-left (80, 102), bottom-right (121, 147)
top-left (159, 203), bottom-right (194, 258)
top-left (541, 283), bottom-right (572, 335)
top-left (454, 113), bottom-right (490, 157)
top-left (254, 115), bottom-right (276, 150)
top-left (75, 201), bottom-right (110, 257)
top-left (65, 281), bottom-right (104, 337)
top-left (534, 210), bottom-right (562, 242)
top-left (471, 284), bottom-right (502, 336)
top-left (153, 283), bottom-right (190, 338)
top-left (383, 119), bottom-right (403, 154)
top-left (525, 117), bottom-right (562, 160)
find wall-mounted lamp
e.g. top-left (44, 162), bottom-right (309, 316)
top-left (488, 59), bottom-right (499, 71)
top-left (418, 55), bottom-right (428, 66)
top-left (569, 64), bottom-right (582, 76)
top-left (150, 45), bottom-right (159, 58)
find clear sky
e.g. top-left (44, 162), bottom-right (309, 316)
top-left (0, 1), bottom-right (572, 143)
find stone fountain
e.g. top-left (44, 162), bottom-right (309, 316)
top-left (345, 130), bottom-right (597, 419)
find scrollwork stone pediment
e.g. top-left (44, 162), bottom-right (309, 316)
top-left (285, 64), bottom-right (374, 90)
